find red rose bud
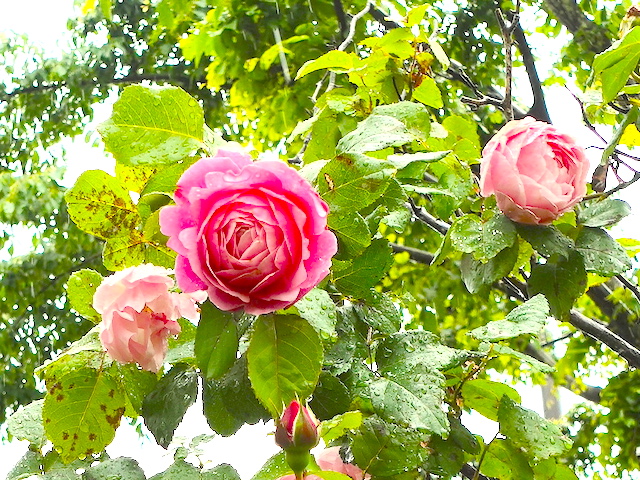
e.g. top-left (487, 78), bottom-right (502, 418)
top-left (275, 400), bottom-right (320, 479)
top-left (275, 400), bottom-right (320, 450)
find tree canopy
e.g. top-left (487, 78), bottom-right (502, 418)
top-left (2, 1), bottom-right (640, 479)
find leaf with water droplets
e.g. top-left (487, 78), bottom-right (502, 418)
top-left (7, 399), bottom-right (46, 448)
top-left (98, 84), bottom-right (204, 166)
top-left (142, 364), bottom-right (198, 449)
top-left (498, 396), bottom-right (571, 460)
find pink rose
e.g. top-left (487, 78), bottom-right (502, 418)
top-left (480, 117), bottom-right (589, 225)
top-left (159, 150), bottom-right (337, 315)
top-left (94, 264), bottom-right (204, 373)
top-left (317, 447), bottom-right (369, 480)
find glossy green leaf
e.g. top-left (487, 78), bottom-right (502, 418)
top-left (6, 450), bottom-right (43, 480)
top-left (498, 396), bottom-right (571, 459)
top-left (195, 303), bottom-right (238, 380)
top-left (449, 214), bottom-right (516, 261)
top-left (351, 415), bottom-right (426, 476)
top-left (142, 364), bottom-right (198, 448)
top-left (319, 411), bottom-right (363, 443)
top-left (7, 399), bottom-right (46, 448)
top-left (515, 224), bottom-right (574, 258)
top-left (333, 239), bottom-right (394, 298)
top-left (469, 294), bottom-right (550, 342)
top-left (592, 27), bottom-right (640, 103)
top-left (481, 438), bottom-right (534, 480)
top-left (250, 452), bottom-right (291, 480)
top-left (354, 291), bottom-right (402, 334)
top-left (289, 288), bottom-right (338, 338)
top-left (413, 76), bottom-right (443, 108)
top-left (83, 457), bottom-right (146, 480)
top-left (203, 355), bottom-right (269, 436)
top-left (576, 227), bottom-right (632, 276)
top-left (460, 243), bottom-right (519, 294)
top-left (309, 372), bottom-right (351, 421)
top-left (98, 84), bottom-right (204, 166)
top-left (65, 169), bottom-right (140, 240)
top-left (43, 364), bottom-right (125, 462)
top-left (461, 379), bottom-right (522, 421)
top-left (336, 115), bottom-right (414, 155)
top-left (529, 250), bottom-right (587, 319)
top-left (372, 101), bottom-right (431, 140)
top-left (66, 269), bottom-right (103, 322)
top-left (295, 50), bottom-right (359, 79)
top-left (328, 211), bottom-right (372, 257)
top-left (578, 198), bottom-right (632, 227)
top-left (318, 154), bottom-right (394, 213)
top-left (247, 314), bottom-right (323, 416)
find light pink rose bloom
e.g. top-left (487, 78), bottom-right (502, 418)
top-left (480, 116), bottom-right (589, 225)
top-left (159, 149), bottom-right (337, 315)
top-left (94, 264), bottom-right (205, 373)
top-left (317, 447), bottom-right (369, 480)
top-left (277, 476), bottom-right (322, 480)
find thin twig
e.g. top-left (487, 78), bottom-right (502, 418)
top-left (616, 274), bottom-right (640, 304)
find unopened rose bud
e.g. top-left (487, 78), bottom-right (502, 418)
top-left (275, 400), bottom-right (320, 480)
top-left (275, 400), bottom-right (320, 450)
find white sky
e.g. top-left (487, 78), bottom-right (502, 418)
top-left (0, 1), bottom-right (636, 479)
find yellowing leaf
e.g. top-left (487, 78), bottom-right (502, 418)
top-left (620, 123), bottom-right (640, 147)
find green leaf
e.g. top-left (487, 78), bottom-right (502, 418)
top-left (140, 158), bottom-right (199, 197)
top-left (43, 364), bottom-right (125, 462)
top-left (413, 76), bottom-right (443, 108)
top-left (576, 227), bottom-right (632, 276)
top-left (309, 372), bottom-right (351, 420)
top-left (528, 251), bottom-right (587, 319)
top-left (113, 363), bottom-right (158, 417)
top-left (592, 27), bottom-right (640, 103)
top-left (461, 379), bottom-right (522, 421)
top-left (142, 364), bottom-right (198, 448)
top-left (65, 170), bottom-right (140, 240)
top-left (498, 396), bottom-right (571, 459)
top-left (66, 269), bottom-right (103, 322)
top-left (83, 457), bottom-right (146, 480)
top-left (578, 198), bottom-right (631, 227)
top-left (515, 224), bottom-right (574, 258)
top-left (98, 84), bottom-right (204, 166)
top-left (485, 343), bottom-right (555, 374)
top-left (195, 303), bottom-right (238, 380)
top-left (354, 291), bottom-right (402, 334)
top-left (460, 243), bottom-right (519, 294)
top-left (247, 314), bottom-right (323, 416)
top-left (319, 411), bottom-right (363, 443)
top-left (449, 214), bottom-right (516, 261)
top-left (389, 151), bottom-right (449, 180)
top-left (481, 438), bottom-right (534, 480)
top-left (351, 416), bottom-right (426, 476)
top-left (103, 232), bottom-right (146, 270)
top-left (203, 355), bottom-right (269, 436)
top-left (372, 101), bottom-right (431, 140)
top-left (203, 464), bottom-right (242, 480)
top-left (469, 294), bottom-right (550, 342)
top-left (7, 399), bottom-right (46, 448)
top-left (333, 240), bottom-right (394, 298)
top-left (251, 452), bottom-right (291, 480)
top-left (166, 318), bottom-right (198, 365)
top-left (328, 211), bottom-right (372, 257)
top-left (7, 450), bottom-right (43, 480)
top-left (289, 288), bottom-right (338, 338)
top-left (295, 50), bottom-right (359, 79)
top-left (318, 154), bottom-right (394, 213)
top-left (336, 115), bottom-right (414, 155)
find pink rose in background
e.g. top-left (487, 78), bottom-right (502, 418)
top-left (480, 116), bottom-right (589, 225)
top-left (94, 264), bottom-right (204, 373)
top-left (317, 447), bottom-right (369, 480)
top-left (159, 150), bottom-right (337, 315)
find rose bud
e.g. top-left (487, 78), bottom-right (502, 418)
top-left (275, 400), bottom-right (320, 479)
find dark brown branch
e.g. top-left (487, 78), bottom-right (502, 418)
top-left (333, 0), bottom-right (349, 38)
top-left (460, 463), bottom-right (492, 480)
top-left (542, 0), bottom-right (611, 54)
top-left (409, 199), bottom-right (450, 235)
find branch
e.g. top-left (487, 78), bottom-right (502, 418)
top-left (569, 310), bottom-right (640, 367)
top-left (409, 199), bottom-right (450, 235)
top-left (542, 0), bottom-right (611, 54)
top-left (460, 463), bottom-right (492, 480)
top-left (333, 0), bottom-right (349, 38)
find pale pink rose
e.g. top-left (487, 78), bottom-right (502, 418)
top-left (480, 116), bottom-right (589, 225)
top-left (277, 476), bottom-right (322, 480)
top-left (317, 447), bottom-right (369, 480)
top-left (94, 264), bottom-right (205, 373)
top-left (159, 150), bottom-right (337, 315)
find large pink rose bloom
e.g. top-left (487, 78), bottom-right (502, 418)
top-left (480, 116), bottom-right (589, 225)
top-left (159, 150), bottom-right (337, 315)
top-left (94, 264), bottom-right (204, 373)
